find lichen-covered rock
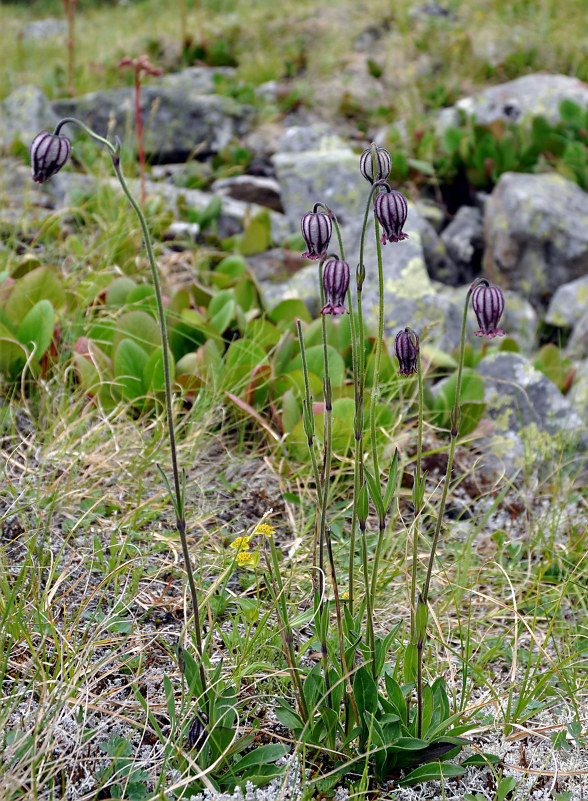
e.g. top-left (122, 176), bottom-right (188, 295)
top-left (438, 73), bottom-right (588, 131)
top-left (476, 351), bottom-right (587, 479)
top-left (440, 205), bottom-right (484, 285)
top-left (545, 275), bottom-right (588, 329)
top-left (272, 128), bottom-right (365, 230)
top-left (570, 360), bottom-right (588, 426)
top-left (501, 291), bottom-right (537, 354)
top-left (566, 310), bottom-right (588, 360)
top-left (52, 83), bottom-right (255, 162)
top-left (0, 86), bottom-right (59, 151)
top-left (413, 213), bottom-right (458, 285)
top-left (484, 172), bottom-right (588, 305)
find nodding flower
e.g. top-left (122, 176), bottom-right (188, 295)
top-left (394, 328), bottom-right (419, 376)
top-left (301, 209), bottom-right (332, 260)
top-left (321, 259), bottom-right (350, 316)
top-left (374, 189), bottom-right (409, 245)
top-left (359, 145), bottom-right (392, 185)
top-left (471, 283), bottom-right (505, 339)
top-left (30, 130), bottom-right (71, 183)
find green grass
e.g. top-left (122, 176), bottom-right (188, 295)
top-left (1, 0), bottom-right (588, 799)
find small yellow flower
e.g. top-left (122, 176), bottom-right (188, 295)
top-left (230, 536), bottom-right (251, 552)
top-left (254, 523), bottom-right (275, 538)
top-left (341, 591), bottom-right (349, 600)
top-left (236, 551), bottom-right (260, 568)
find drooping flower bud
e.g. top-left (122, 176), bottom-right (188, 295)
top-left (394, 327), bottom-right (419, 376)
top-left (321, 259), bottom-right (350, 316)
top-left (374, 189), bottom-right (409, 244)
top-left (360, 145), bottom-right (392, 184)
top-left (471, 283), bottom-right (505, 339)
top-left (301, 210), bottom-right (332, 260)
top-left (30, 130), bottom-right (71, 183)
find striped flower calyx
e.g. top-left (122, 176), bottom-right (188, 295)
top-left (472, 283), bottom-right (505, 339)
top-left (301, 209), bottom-right (332, 260)
top-left (374, 189), bottom-right (409, 244)
top-left (31, 130), bottom-right (71, 183)
top-left (321, 259), bottom-right (350, 316)
top-left (360, 145), bottom-right (392, 184)
top-left (394, 328), bottom-right (419, 376)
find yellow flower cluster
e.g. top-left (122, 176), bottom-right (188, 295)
top-left (228, 521), bottom-right (276, 570)
top-left (254, 523), bottom-right (275, 537)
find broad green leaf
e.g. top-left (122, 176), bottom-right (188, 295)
top-left (400, 762), bottom-right (465, 786)
top-left (233, 743), bottom-right (288, 773)
top-left (281, 389), bottom-right (301, 434)
top-left (143, 347), bottom-right (173, 394)
top-left (433, 369), bottom-right (485, 436)
top-left (215, 255), bottom-right (247, 279)
top-left (0, 322), bottom-right (27, 376)
top-left (461, 753), bottom-right (500, 767)
top-left (353, 666), bottom-right (378, 718)
top-left (240, 209), bottom-right (271, 256)
top-left (4, 266), bottom-right (65, 329)
top-left (287, 344), bottom-right (346, 387)
top-left (105, 277), bottom-right (137, 307)
top-left (269, 299), bottom-right (311, 326)
top-left (112, 310), bottom-right (160, 356)
top-left (210, 299), bottom-right (236, 335)
top-left (16, 299), bottom-right (54, 359)
top-left (114, 338), bottom-right (148, 401)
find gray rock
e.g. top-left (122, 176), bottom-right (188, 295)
top-left (566, 310), bottom-right (588, 360)
top-left (413, 214), bottom-right (458, 284)
top-left (475, 351), bottom-right (587, 479)
top-left (545, 275), bottom-right (588, 329)
top-left (211, 175), bottom-right (283, 212)
top-left (440, 205), bottom-right (484, 284)
top-left (276, 124), bottom-right (348, 155)
top-left (483, 172), bottom-right (588, 305)
top-left (273, 136), bottom-right (365, 232)
top-left (44, 171), bottom-right (290, 243)
top-left (22, 18), bottom-right (67, 40)
top-left (502, 291), bottom-right (537, 354)
top-left (0, 86), bottom-right (59, 151)
top-left (164, 221), bottom-right (200, 243)
top-left (438, 73), bottom-right (588, 131)
top-left (52, 85), bottom-right (254, 162)
top-left (569, 360), bottom-right (588, 426)
top-left (159, 67), bottom-right (236, 95)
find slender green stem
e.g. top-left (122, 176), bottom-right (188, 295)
top-left (349, 183), bottom-right (379, 612)
top-left (369, 213), bottom-right (385, 485)
top-left (421, 282), bottom-right (483, 604)
top-left (266, 536), bottom-right (309, 721)
top-left (53, 117), bottom-right (206, 690)
top-left (416, 280), bottom-right (485, 735)
top-left (296, 320), bottom-right (323, 589)
top-left (410, 344), bottom-right (424, 638)
top-left (325, 528), bottom-right (359, 727)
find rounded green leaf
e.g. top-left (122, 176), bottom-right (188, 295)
top-left (4, 266), bottom-right (65, 329)
top-left (16, 299), bottom-right (54, 359)
top-left (112, 310), bottom-right (161, 356)
top-left (114, 338), bottom-right (149, 401)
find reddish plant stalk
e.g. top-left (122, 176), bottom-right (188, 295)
top-left (62, 0), bottom-right (78, 97)
top-left (119, 55), bottom-right (162, 207)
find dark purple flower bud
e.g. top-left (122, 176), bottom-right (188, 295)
top-left (374, 190), bottom-right (409, 244)
top-left (360, 146), bottom-right (392, 184)
top-left (394, 328), bottom-right (419, 376)
top-left (301, 211), bottom-right (332, 260)
top-left (472, 283), bottom-right (505, 339)
top-left (321, 259), bottom-right (350, 316)
top-left (30, 130), bottom-right (71, 184)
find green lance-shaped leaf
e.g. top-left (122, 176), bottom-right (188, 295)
top-left (383, 447), bottom-right (399, 514)
top-left (16, 299), bottom-right (54, 359)
top-left (363, 465), bottom-right (385, 522)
